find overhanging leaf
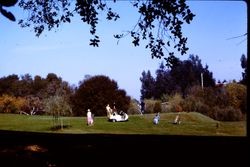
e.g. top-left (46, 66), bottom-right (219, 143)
top-left (0, 0), bottom-right (18, 7)
top-left (0, 8), bottom-right (16, 21)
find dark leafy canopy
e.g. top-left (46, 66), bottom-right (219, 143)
top-left (170, 55), bottom-right (215, 97)
top-left (0, 73), bottom-right (73, 99)
top-left (140, 55), bottom-right (215, 100)
top-left (240, 54), bottom-right (247, 85)
top-left (154, 62), bottom-right (174, 99)
top-left (0, 73), bottom-right (74, 115)
top-left (17, 0), bottom-right (195, 66)
top-left (140, 70), bottom-right (155, 100)
top-left (0, 0), bottom-right (18, 21)
top-left (72, 75), bottom-right (130, 116)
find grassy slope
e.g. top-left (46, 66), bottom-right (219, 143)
top-left (0, 112), bottom-right (246, 136)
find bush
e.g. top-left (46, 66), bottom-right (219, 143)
top-left (168, 93), bottom-right (183, 107)
top-left (211, 106), bottom-right (243, 121)
top-left (144, 99), bottom-right (161, 114)
top-left (187, 85), bottom-right (204, 99)
top-left (153, 101), bottom-right (162, 113)
top-left (127, 99), bottom-right (141, 115)
top-left (44, 95), bottom-right (72, 116)
top-left (0, 94), bottom-right (28, 114)
top-left (225, 83), bottom-right (247, 113)
top-left (181, 95), bottom-right (197, 112)
top-left (211, 106), bottom-right (224, 121)
top-left (225, 107), bottom-right (243, 121)
top-left (195, 101), bottom-right (211, 116)
top-left (160, 102), bottom-right (170, 112)
top-left (240, 94), bottom-right (247, 114)
top-left (167, 93), bottom-right (183, 112)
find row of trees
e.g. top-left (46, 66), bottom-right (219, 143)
top-left (0, 74), bottom-right (130, 117)
top-left (140, 54), bottom-right (215, 100)
top-left (140, 54), bottom-right (247, 121)
top-left (0, 54), bottom-right (247, 121)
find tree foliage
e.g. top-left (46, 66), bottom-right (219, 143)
top-left (44, 95), bottom-right (72, 116)
top-left (0, 73), bottom-right (130, 117)
top-left (0, 94), bottom-right (27, 114)
top-left (225, 82), bottom-right (247, 114)
top-left (154, 62), bottom-right (174, 99)
top-left (0, 74), bottom-right (19, 96)
top-left (140, 54), bottom-right (215, 100)
top-left (170, 55), bottom-right (215, 96)
top-left (172, 84), bottom-right (246, 121)
top-left (44, 95), bottom-right (72, 128)
top-left (127, 98), bottom-right (141, 115)
top-left (140, 70), bottom-right (155, 100)
top-left (16, 0), bottom-right (195, 66)
top-left (240, 54), bottom-right (247, 85)
top-left (0, 73), bottom-right (74, 115)
top-left (72, 75), bottom-right (130, 116)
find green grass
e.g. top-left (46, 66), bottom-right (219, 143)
top-left (0, 112), bottom-right (246, 136)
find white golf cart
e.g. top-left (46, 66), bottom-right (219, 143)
top-left (108, 111), bottom-right (129, 122)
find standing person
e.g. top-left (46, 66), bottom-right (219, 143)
top-left (87, 109), bottom-right (93, 126)
top-left (173, 113), bottom-right (181, 124)
top-left (106, 104), bottom-right (112, 118)
top-left (113, 102), bottom-right (117, 114)
top-left (153, 112), bottom-right (160, 125)
top-left (140, 100), bottom-right (145, 114)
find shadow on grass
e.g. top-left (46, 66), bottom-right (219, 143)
top-left (50, 125), bottom-right (72, 131)
top-left (0, 130), bottom-right (248, 166)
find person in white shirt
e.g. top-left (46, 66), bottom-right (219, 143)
top-left (106, 104), bottom-right (112, 118)
top-left (87, 109), bottom-right (93, 126)
top-left (153, 112), bottom-right (160, 125)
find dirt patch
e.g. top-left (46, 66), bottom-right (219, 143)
top-left (24, 144), bottom-right (48, 153)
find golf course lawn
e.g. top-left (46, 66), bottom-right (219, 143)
top-left (0, 112), bottom-right (246, 136)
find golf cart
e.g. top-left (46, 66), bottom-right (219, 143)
top-left (108, 111), bottom-right (129, 122)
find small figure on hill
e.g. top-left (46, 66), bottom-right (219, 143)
top-left (153, 112), bottom-right (160, 125)
top-left (173, 113), bottom-right (181, 124)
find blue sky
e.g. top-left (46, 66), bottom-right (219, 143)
top-left (0, 1), bottom-right (247, 100)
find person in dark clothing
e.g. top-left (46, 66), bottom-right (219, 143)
top-left (140, 101), bottom-right (145, 114)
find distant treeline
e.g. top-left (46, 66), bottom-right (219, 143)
top-left (0, 74), bottom-right (130, 117)
top-left (0, 54), bottom-right (247, 121)
top-left (139, 54), bottom-right (247, 121)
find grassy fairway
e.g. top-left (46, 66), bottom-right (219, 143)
top-left (0, 112), bottom-right (246, 136)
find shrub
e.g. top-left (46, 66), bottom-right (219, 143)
top-left (187, 85), bottom-right (204, 99)
top-left (212, 106), bottom-right (243, 121)
top-left (160, 102), bottom-right (170, 112)
top-left (168, 93), bottom-right (183, 107)
top-left (127, 99), bottom-right (141, 115)
top-left (144, 99), bottom-right (161, 113)
top-left (212, 106), bottom-right (224, 121)
top-left (180, 95), bottom-right (196, 112)
top-left (225, 83), bottom-right (247, 113)
top-left (0, 94), bottom-right (28, 114)
top-left (44, 95), bottom-right (72, 117)
top-left (225, 107), bottom-right (243, 121)
top-left (153, 101), bottom-right (162, 113)
top-left (195, 101), bottom-right (211, 116)
top-left (167, 93), bottom-right (183, 112)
